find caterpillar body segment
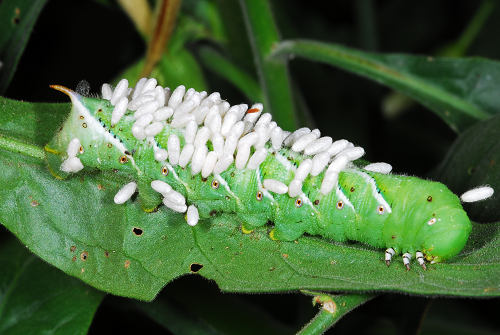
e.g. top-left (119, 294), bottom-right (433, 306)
top-left (46, 80), bottom-right (482, 270)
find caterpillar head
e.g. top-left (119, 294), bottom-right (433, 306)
top-left (413, 186), bottom-right (472, 264)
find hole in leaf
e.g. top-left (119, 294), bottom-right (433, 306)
top-left (30, 200), bottom-right (38, 207)
top-left (190, 263), bottom-right (203, 273)
top-left (104, 250), bottom-right (109, 257)
top-left (80, 251), bottom-right (88, 261)
top-left (133, 227), bottom-right (143, 236)
top-left (70, 246), bottom-right (76, 252)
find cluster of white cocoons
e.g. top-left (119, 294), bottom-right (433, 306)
top-left (61, 138), bottom-right (84, 173)
top-left (151, 180), bottom-right (188, 213)
top-left (103, 77), bottom-right (280, 182)
top-left (105, 77), bottom-right (401, 213)
top-left (280, 128), bottom-right (372, 196)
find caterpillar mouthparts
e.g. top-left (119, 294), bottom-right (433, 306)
top-left (45, 78), bottom-right (493, 271)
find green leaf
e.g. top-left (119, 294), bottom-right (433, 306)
top-left (270, 39), bottom-right (500, 133)
top-left (215, 0), bottom-right (255, 75)
top-left (431, 113), bottom-right (500, 223)
top-left (197, 45), bottom-right (264, 102)
top-left (0, 97), bottom-right (68, 147)
top-left (0, 237), bottom-right (104, 335)
top-left (0, 0), bottom-right (49, 94)
top-left (183, 0), bottom-right (226, 42)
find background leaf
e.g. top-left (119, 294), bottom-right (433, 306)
top-left (0, 237), bottom-right (104, 335)
top-left (270, 39), bottom-right (500, 133)
top-left (0, 0), bottom-right (49, 94)
top-left (431, 113), bottom-right (500, 223)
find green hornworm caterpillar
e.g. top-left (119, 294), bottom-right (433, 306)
top-left (45, 79), bottom-right (493, 270)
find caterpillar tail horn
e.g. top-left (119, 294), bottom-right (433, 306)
top-left (45, 85), bottom-right (84, 179)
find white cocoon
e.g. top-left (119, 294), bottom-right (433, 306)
top-left (187, 205), bottom-right (199, 226)
top-left (461, 186), bottom-right (494, 203)
top-left (113, 182), bottom-right (137, 204)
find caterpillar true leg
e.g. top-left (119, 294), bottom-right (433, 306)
top-left (385, 248), bottom-right (395, 266)
top-left (416, 251), bottom-right (426, 270)
top-left (386, 249), bottom-right (427, 270)
top-left (402, 252), bottom-right (412, 271)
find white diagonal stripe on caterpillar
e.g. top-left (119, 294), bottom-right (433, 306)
top-left (351, 169), bottom-right (392, 214)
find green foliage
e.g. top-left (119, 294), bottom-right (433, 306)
top-left (1, 0), bottom-right (500, 334)
top-left (0, 0), bottom-right (48, 94)
top-left (0, 238), bottom-right (104, 335)
top-left (271, 40), bottom-right (498, 132)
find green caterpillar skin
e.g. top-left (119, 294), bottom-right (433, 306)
top-left (46, 85), bottom-right (471, 267)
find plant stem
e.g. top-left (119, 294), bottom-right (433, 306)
top-left (298, 291), bottom-right (377, 335)
top-left (270, 39), bottom-right (491, 132)
top-left (140, 0), bottom-right (182, 78)
top-left (197, 46), bottom-right (264, 102)
top-left (238, 0), bottom-right (297, 131)
top-left (297, 307), bottom-right (336, 335)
